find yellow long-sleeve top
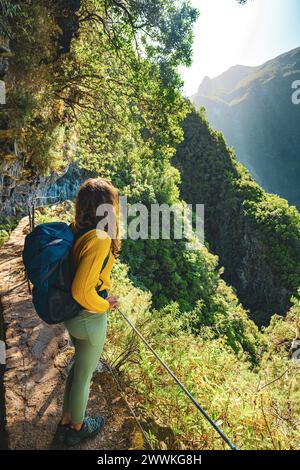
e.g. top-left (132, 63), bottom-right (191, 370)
top-left (71, 229), bottom-right (115, 314)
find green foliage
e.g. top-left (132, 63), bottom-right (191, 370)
top-left (0, 0), bottom-right (20, 37)
top-left (242, 194), bottom-right (300, 287)
top-left (4, 1), bottom-right (74, 174)
top-left (187, 279), bottom-right (265, 363)
top-left (191, 47), bottom-right (300, 209)
top-left (122, 238), bottom-right (217, 309)
top-left (173, 109), bottom-right (300, 325)
top-left (0, 215), bottom-right (19, 247)
top-left (119, 185), bottom-right (263, 361)
top-left (105, 261), bottom-right (300, 450)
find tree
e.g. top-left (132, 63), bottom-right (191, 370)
top-left (4, 0), bottom-right (198, 175)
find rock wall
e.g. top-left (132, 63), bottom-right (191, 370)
top-left (0, 163), bottom-right (91, 218)
top-left (0, 34), bottom-right (90, 218)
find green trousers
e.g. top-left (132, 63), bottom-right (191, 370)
top-left (62, 310), bottom-right (107, 423)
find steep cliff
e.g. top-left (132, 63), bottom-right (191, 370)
top-left (173, 110), bottom-right (300, 326)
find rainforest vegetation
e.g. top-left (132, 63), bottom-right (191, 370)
top-left (173, 111), bottom-right (300, 326)
top-left (0, 0), bottom-right (300, 449)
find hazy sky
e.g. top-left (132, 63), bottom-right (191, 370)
top-left (180, 0), bottom-right (300, 96)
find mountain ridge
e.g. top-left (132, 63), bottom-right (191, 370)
top-left (193, 46), bottom-right (300, 102)
top-left (191, 47), bottom-right (300, 206)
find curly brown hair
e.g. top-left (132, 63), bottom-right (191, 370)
top-left (73, 177), bottom-right (121, 257)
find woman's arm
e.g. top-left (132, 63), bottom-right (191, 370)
top-left (71, 235), bottom-right (111, 313)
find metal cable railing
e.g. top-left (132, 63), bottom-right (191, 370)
top-left (116, 306), bottom-right (238, 451)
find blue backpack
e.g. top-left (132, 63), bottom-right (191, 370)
top-left (22, 222), bottom-right (109, 324)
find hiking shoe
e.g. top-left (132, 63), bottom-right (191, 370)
top-left (65, 416), bottom-right (105, 446)
top-left (53, 422), bottom-right (70, 445)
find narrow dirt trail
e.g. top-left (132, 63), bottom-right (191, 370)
top-left (0, 218), bottom-right (144, 450)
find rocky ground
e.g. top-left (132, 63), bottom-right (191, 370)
top-left (0, 218), bottom-right (144, 450)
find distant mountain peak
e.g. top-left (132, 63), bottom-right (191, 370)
top-left (197, 64), bottom-right (258, 98)
top-left (191, 47), bottom-right (300, 209)
top-left (195, 47), bottom-right (300, 100)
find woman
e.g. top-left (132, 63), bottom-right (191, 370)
top-left (54, 177), bottom-right (120, 446)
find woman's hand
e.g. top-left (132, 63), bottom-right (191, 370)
top-left (107, 296), bottom-right (119, 310)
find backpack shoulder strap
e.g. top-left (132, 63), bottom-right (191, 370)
top-left (100, 252), bottom-right (110, 273)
